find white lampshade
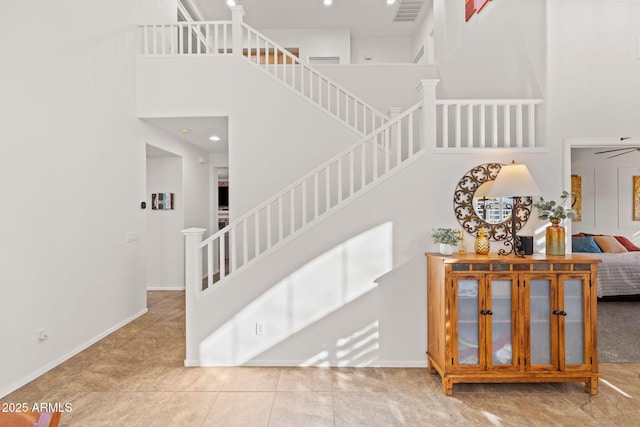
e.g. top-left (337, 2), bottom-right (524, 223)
top-left (487, 161), bottom-right (541, 197)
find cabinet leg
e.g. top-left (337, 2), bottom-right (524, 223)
top-left (585, 377), bottom-right (599, 395)
top-left (441, 377), bottom-right (453, 396)
top-left (427, 360), bottom-right (436, 374)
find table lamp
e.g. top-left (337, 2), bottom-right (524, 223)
top-left (486, 161), bottom-right (541, 257)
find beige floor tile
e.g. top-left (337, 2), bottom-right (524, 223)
top-left (5, 291), bottom-right (639, 426)
top-left (333, 392), bottom-right (402, 427)
top-left (202, 392), bottom-right (274, 427)
top-left (277, 367), bottom-right (332, 392)
top-left (268, 391), bottom-right (333, 427)
top-left (380, 368), bottom-right (438, 393)
top-left (172, 367), bottom-right (231, 392)
top-left (136, 391), bottom-right (217, 426)
top-left (331, 367), bottom-right (389, 392)
top-left (221, 367), bottom-right (281, 391)
top-left (58, 391), bottom-right (161, 427)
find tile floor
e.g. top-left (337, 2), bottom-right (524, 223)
top-left (3, 291), bottom-right (640, 426)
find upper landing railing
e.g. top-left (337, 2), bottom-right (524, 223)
top-left (138, 7), bottom-right (388, 136)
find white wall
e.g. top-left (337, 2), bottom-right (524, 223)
top-left (0, 0), bottom-right (177, 396)
top-left (350, 37), bottom-right (413, 64)
top-left (261, 29), bottom-right (351, 64)
top-left (571, 147), bottom-right (640, 241)
top-left (433, 0), bottom-right (546, 99)
top-left (548, 1), bottom-right (640, 241)
top-left (137, 56), bottom-right (361, 220)
top-left (314, 64), bottom-right (437, 113)
top-left (146, 156), bottom-right (184, 289)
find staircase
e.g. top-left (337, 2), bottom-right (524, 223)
top-left (138, 8), bottom-right (545, 366)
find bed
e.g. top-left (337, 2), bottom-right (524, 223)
top-left (572, 234), bottom-right (640, 298)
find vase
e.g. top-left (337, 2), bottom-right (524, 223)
top-left (546, 219), bottom-right (565, 256)
top-left (474, 228), bottom-right (490, 255)
top-left (439, 243), bottom-right (454, 255)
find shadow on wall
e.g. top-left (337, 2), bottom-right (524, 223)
top-left (198, 222), bottom-right (394, 366)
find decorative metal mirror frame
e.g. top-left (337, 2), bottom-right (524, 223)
top-left (453, 163), bottom-right (533, 241)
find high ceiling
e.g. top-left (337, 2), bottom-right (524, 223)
top-left (188, 0), bottom-right (427, 38)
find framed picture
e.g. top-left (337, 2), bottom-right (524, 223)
top-left (571, 175), bottom-right (582, 222)
top-left (152, 193), bottom-right (174, 210)
top-left (466, 0), bottom-right (491, 22)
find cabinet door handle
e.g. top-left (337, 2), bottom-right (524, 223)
top-left (552, 309), bottom-right (561, 315)
top-left (480, 310), bottom-right (487, 315)
top-left (486, 310), bottom-right (493, 316)
top-left (560, 311), bottom-right (567, 316)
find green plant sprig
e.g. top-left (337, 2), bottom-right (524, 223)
top-left (533, 191), bottom-right (577, 221)
top-left (432, 228), bottom-right (463, 245)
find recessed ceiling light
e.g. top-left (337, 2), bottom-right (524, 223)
top-left (209, 135), bottom-right (221, 141)
top-left (180, 128), bottom-right (190, 134)
top-left (227, 0), bottom-right (236, 6)
top-left (324, 0), bottom-right (332, 5)
top-left (386, 0), bottom-right (396, 4)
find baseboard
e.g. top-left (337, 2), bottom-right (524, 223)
top-left (0, 308), bottom-right (148, 399)
top-left (184, 359), bottom-right (428, 368)
top-left (147, 286), bottom-right (185, 291)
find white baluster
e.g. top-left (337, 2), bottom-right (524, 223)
top-left (230, 226), bottom-right (236, 272)
top-left (516, 103), bottom-right (523, 148)
top-left (492, 104), bottom-right (498, 147)
top-left (467, 103), bottom-right (473, 148)
top-left (278, 197), bottom-right (284, 242)
top-left (479, 104), bottom-right (486, 148)
top-left (219, 233), bottom-right (226, 279)
top-left (243, 220), bottom-right (248, 264)
top-left (442, 105), bottom-right (449, 148)
top-left (266, 204), bottom-right (272, 249)
top-left (504, 104), bottom-right (511, 147)
top-left (207, 241), bottom-right (213, 287)
top-left (528, 103), bottom-right (536, 147)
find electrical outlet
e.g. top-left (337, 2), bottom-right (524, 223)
top-left (256, 321), bottom-right (265, 336)
top-left (37, 328), bottom-right (48, 342)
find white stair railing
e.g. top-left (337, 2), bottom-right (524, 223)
top-left (436, 99), bottom-right (544, 149)
top-left (139, 21), bottom-right (232, 55)
top-left (196, 103), bottom-right (423, 291)
top-left (240, 24), bottom-right (388, 136)
top-left (138, 13), bottom-right (389, 136)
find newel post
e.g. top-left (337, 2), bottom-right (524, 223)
top-left (182, 227), bottom-right (206, 366)
top-left (231, 5), bottom-right (245, 56)
top-left (417, 79), bottom-right (439, 150)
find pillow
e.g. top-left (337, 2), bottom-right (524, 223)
top-left (614, 235), bottom-right (640, 252)
top-left (593, 235), bottom-right (628, 253)
top-left (571, 236), bottom-right (602, 253)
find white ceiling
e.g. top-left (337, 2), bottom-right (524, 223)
top-left (189, 0), bottom-right (427, 38)
top-left (143, 117), bottom-right (229, 154)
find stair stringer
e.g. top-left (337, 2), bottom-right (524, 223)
top-left (186, 149), bottom-right (431, 368)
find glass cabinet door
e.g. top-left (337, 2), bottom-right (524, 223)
top-left (488, 277), bottom-right (517, 368)
top-left (561, 276), bottom-right (587, 366)
top-left (527, 277), bottom-right (554, 367)
top-left (455, 278), bottom-right (481, 366)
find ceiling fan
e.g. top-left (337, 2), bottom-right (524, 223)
top-left (594, 138), bottom-right (640, 158)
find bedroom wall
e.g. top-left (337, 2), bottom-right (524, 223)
top-left (571, 147), bottom-right (640, 243)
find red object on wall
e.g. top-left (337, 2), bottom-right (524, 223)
top-left (465, 0), bottom-right (475, 21)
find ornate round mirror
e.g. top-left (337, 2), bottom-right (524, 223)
top-left (453, 163), bottom-right (533, 240)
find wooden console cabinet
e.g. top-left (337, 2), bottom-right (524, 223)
top-left (426, 253), bottom-right (600, 396)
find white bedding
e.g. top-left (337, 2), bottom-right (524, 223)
top-left (577, 252), bottom-right (640, 297)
